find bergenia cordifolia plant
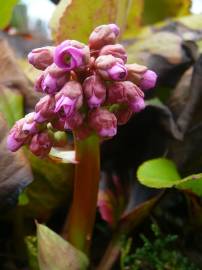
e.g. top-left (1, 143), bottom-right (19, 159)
top-left (7, 24), bottom-right (157, 255)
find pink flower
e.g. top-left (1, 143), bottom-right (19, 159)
top-left (54, 81), bottom-right (83, 117)
top-left (126, 64), bottom-right (157, 91)
top-left (29, 132), bottom-right (53, 158)
top-left (54, 40), bottom-right (90, 70)
top-left (95, 55), bottom-right (127, 81)
top-left (108, 81), bottom-right (145, 112)
top-left (34, 95), bottom-right (56, 123)
top-left (89, 24), bottom-right (120, 50)
top-left (114, 107), bottom-right (133, 125)
top-left (89, 108), bottom-right (117, 138)
top-left (28, 46), bottom-right (54, 70)
top-left (99, 44), bottom-right (127, 63)
top-left (35, 64), bottom-right (69, 94)
top-left (7, 113), bottom-right (37, 151)
top-left (83, 75), bottom-right (106, 108)
top-left (140, 70), bottom-right (157, 91)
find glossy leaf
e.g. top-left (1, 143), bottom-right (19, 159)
top-left (37, 224), bottom-right (89, 270)
top-left (56, 0), bottom-right (117, 43)
top-left (0, 0), bottom-right (18, 29)
top-left (137, 158), bottom-right (181, 188)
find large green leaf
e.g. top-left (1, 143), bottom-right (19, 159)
top-left (142, 0), bottom-right (190, 25)
top-left (55, 0), bottom-right (118, 43)
top-left (0, 0), bottom-right (18, 29)
top-left (37, 224), bottom-right (89, 270)
top-left (137, 158), bottom-right (181, 188)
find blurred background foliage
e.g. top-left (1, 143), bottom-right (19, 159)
top-left (1, 0), bottom-right (202, 269)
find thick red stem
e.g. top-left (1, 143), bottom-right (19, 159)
top-left (62, 134), bottom-right (100, 254)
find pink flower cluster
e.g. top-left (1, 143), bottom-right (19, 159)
top-left (7, 24), bottom-right (157, 158)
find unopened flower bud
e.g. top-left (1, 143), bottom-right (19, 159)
top-left (22, 112), bottom-right (38, 134)
top-left (28, 46), bottom-right (54, 70)
top-left (35, 64), bottom-right (69, 94)
top-left (89, 24), bottom-right (120, 50)
top-left (140, 70), bottom-right (157, 90)
top-left (129, 96), bottom-right (145, 112)
top-left (126, 64), bottom-right (157, 90)
top-left (108, 81), bottom-right (145, 112)
top-left (7, 118), bottom-right (32, 151)
top-left (29, 131), bottom-right (53, 158)
top-left (89, 108), bottom-right (117, 138)
top-left (54, 81), bottom-right (83, 117)
top-left (95, 55), bottom-right (127, 81)
top-left (64, 112), bottom-right (84, 130)
top-left (99, 44), bottom-right (127, 63)
top-left (83, 75), bottom-right (106, 108)
top-left (114, 107), bottom-right (133, 125)
top-left (34, 95), bottom-right (56, 123)
top-left (54, 40), bottom-right (90, 70)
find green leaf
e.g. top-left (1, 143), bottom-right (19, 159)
top-left (25, 236), bottom-right (40, 270)
top-left (137, 159), bottom-right (202, 197)
top-left (0, 0), bottom-right (18, 29)
top-left (55, 0), bottom-right (118, 43)
top-left (18, 191), bottom-right (29, 206)
top-left (116, 0), bottom-right (144, 39)
top-left (0, 86), bottom-right (23, 127)
top-left (37, 224), bottom-right (89, 270)
top-left (176, 174), bottom-right (202, 196)
top-left (137, 158), bottom-right (181, 188)
top-left (49, 0), bottom-right (71, 40)
top-left (142, 0), bottom-right (191, 25)
top-left (21, 151), bottom-right (74, 219)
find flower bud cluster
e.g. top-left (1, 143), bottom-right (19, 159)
top-left (7, 24), bottom-right (157, 158)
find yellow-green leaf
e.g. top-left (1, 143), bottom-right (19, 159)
top-left (142, 0), bottom-right (191, 25)
top-left (0, 0), bottom-right (18, 29)
top-left (137, 158), bottom-right (181, 188)
top-left (37, 224), bottom-right (89, 270)
top-left (56, 0), bottom-right (117, 43)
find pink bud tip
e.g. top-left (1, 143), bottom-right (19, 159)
top-left (130, 97), bottom-right (145, 112)
top-left (7, 134), bottom-right (23, 152)
top-left (109, 24), bottom-right (120, 36)
top-left (140, 70), bottom-right (157, 91)
top-left (108, 63), bottom-right (127, 81)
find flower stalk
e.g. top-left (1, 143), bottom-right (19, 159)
top-left (62, 134), bottom-right (100, 254)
